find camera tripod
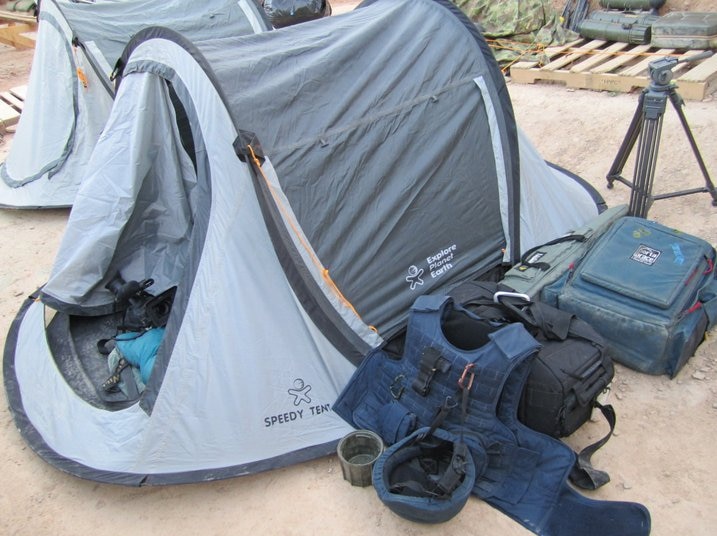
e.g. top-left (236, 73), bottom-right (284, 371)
top-left (606, 51), bottom-right (717, 218)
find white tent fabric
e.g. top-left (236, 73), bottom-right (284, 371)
top-left (0, 0), bottom-right (113, 207)
top-left (518, 130), bottom-right (600, 251)
top-left (0, 0), bottom-right (269, 209)
top-left (4, 0), bottom-right (602, 485)
top-left (16, 65), bottom-right (367, 480)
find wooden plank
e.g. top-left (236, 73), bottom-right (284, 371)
top-left (671, 53), bottom-right (717, 101)
top-left (510, 39), bottom-right (585, 71)
top-left (20, 29), bottom-right (36, 41)
top-left (512, 68), bottom-right (589, 90)
top-left (0, 9), bottom-right (35, 24)
top-left (10, 85), bottom-right (27, 101)
top-left (0, 21), bottom-right (35, 48)
top-left (540, 40), bottom-right (606, 72)
top-left (1, 91), bottom-right (23, 111)
top-left (510, 64), bottom-right (580, 85)
top-left (674, 79), bottom-right (715, 102)
top-left (570, 41), bottom-right (629, 73)
top-left (619, 49), bottom-right (675, 77)
top-left (585, 72), bottom-right (649, 94)
top-left (509, 65), bottom-right (545, 85)
top-left (591, 44), bottom-right (652, 74)
top-left (0, 99), bottom-right (20, 127)
top-left (557, 71), bottom-right (589, 89)
top-left (508, 39), bottom-right (717, 100)
top-left (670, 50), bottom-right (708, 77)
top-left (677, 52), bottom-right (717, 83)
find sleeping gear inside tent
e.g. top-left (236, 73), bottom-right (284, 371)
top-left (4, 0), bottom-right (602, 485)
top-left (0, 0), bottom-right (269, 209)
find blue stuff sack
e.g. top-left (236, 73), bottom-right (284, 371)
top-left (115, 327), bottom-right (165, 384)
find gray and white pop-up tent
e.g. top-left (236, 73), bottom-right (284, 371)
top-left (4, 0), bottom-right (603, 485)
top-left (0, 0), bottom-right (269, 209)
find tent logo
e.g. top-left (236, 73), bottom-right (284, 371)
top-left (263, 379), bottom-right (331, 428)
top-left (288, 378), bottom-right (312, 406)
top-left (406, 265), bottom-right (425, 290)
top-left (426, 244), bottom-right (457, 279)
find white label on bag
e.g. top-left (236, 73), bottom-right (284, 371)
top-left (631, 245), bottom-right (661, 266)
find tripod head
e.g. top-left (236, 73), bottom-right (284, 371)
top-left (648, 50), bottom-right (714, 88)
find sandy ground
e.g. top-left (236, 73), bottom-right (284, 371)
top-left (2, 2), bottom-right (717, 535)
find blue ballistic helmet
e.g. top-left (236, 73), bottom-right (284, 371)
top-left (372, 427), bottom-right (480, 524)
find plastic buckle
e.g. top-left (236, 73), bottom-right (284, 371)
top-left (390, 374), bottom-right (406, 400)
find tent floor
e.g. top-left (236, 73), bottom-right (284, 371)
top-left (46, 310), bottom-right (136, 411)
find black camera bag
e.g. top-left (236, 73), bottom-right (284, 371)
top-left (449, 281), bottom-right (615, 489)
top-left (518, 332), bottom-right (613, 438)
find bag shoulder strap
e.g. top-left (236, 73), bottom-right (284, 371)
top-left (570, 402), bottom-right (616, 490)
top-left (451, 280), bottom-right (604, 347)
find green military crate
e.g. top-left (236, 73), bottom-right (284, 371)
top-left (599, 0), bottom-right (664, 11)
top-left (651, 12), bottom-right (717, 50)
top-left (578, 11), bottom-right (659, 44)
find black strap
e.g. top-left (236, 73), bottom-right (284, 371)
top-left (462, 287), bottom-right (601, 346)
top-left (527, 301), bottom-right (600, 343)
top-left (98, 357), bottom-right (140, 404)
top-left (98, 367), bottom-right (140, 404)
top-left (412, 346), bottom-right (451, 397)
top-left (97, 338), bottom-right (115, 355)
top-left (569, 403), bottom-right (616, 490)
top-left (435, 441), bottom-right (470, 496)
top-left (519, 234), bottom-right (587, 271)
top-left (420, 396), bottom-right (458, 441)
top-left (432, 364), bottom-right (474, 495)
top-left (97, 330), bottom-right (144, 355)
top-left (390, 477), bottom-right (444, 497)
top-left (394, 365), bottom-right (473, 498)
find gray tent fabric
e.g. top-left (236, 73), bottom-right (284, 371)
top-left (197, 0), bottom-right (520, 333)
top-left (4, 0), bottom-right (602, 485)
top-left (0, 0), bottom-right (269, 208)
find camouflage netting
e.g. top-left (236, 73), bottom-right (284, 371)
top-left (452, 0), bottom-right (579, 66)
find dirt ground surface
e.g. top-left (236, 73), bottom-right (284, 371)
top-left (2, 1), bottom-right (717, 535)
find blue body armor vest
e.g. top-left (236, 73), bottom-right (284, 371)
top-left (335, 295), bottom-right (651, 535)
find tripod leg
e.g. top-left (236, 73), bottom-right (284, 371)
top-left (606, 92), bottom-right (645, 189)
top-left (630, 114), bottom-right (664, 218)
top-left (622, 87), bottom-right (670, 218)
top-left (669, 91), bottom-right (717, 206)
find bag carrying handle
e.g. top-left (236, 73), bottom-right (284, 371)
top-left (519, 234), bottom-right (587, 271)
top-left (461, 282), bottom-right (603, 346)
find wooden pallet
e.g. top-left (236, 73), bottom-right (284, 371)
top-left (0, 9), bottom-right (36, 48)
top-left (509, 38), bottom-right (717, 101)
top-left (0, 85), bottom-right (26, 129)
